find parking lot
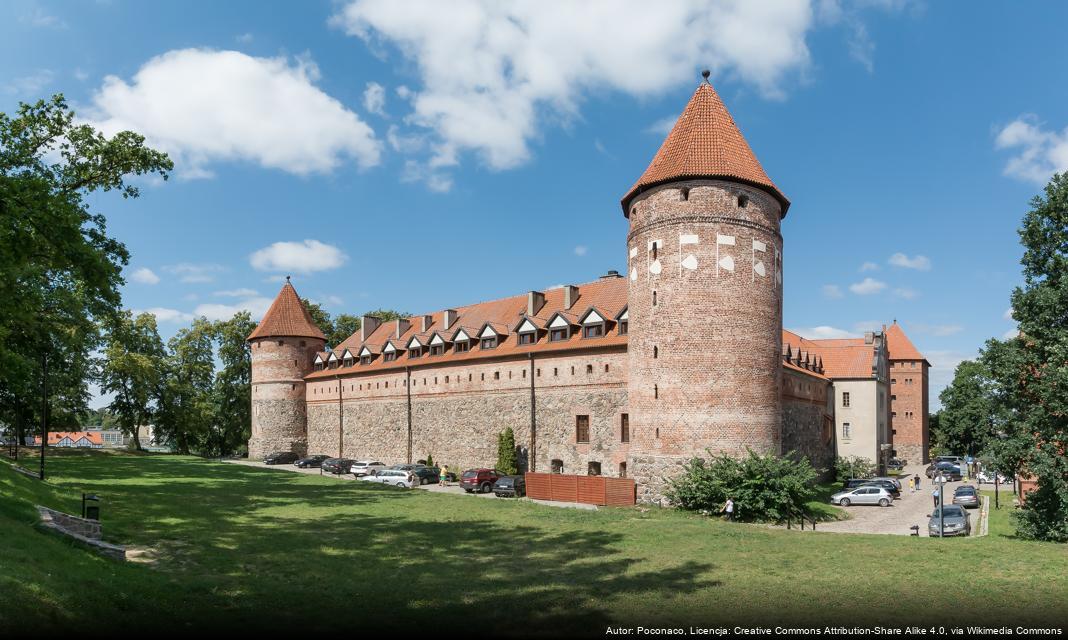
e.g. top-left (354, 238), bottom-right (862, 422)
top-left (815, 462), bottom-right (1012, 537)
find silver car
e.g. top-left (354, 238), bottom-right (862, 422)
top-left (952, 485), bottom-right (981, 509)
top-left (359, 469), bottom-right (417, 488)
top-left (831, 486), bottom-right (895, 507)
top-left (929, 505), bottom-right (971, 536)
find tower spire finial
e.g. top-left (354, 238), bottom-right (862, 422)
top-left (701, 69), bottom-right (711, 83)
top-left (286, 275), bottom-right (291, 283)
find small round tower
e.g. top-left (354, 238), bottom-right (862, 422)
top-left (247, 278), bottom-right (326, 460)
top-left (622, 72), bottom-right (791, 503)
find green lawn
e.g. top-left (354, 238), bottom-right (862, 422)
top-left (1, 451), bottom-right (1065, 634)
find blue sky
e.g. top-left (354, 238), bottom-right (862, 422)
top-left (4, 1), bottom-right (1068, 408)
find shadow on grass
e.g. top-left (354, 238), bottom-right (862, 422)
top-left (14, 451), bottom-right (720, 634)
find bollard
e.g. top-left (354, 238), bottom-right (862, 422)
top-left (909, 525), bottom-right (919, 537)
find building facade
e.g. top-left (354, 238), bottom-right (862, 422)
top-left (885, 322), bottom-right (930, 464)
top-left (246, 76), bottom-right (926, 501)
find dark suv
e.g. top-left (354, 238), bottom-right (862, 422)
top-left (493, 475), bottom-right (525, 498)
top-left (322, 458), bottom-right (355, 475)
top-left (461, 468), bottom-right (504, 493)
top-left (264, 451), bottom-right (299, 465)
top-left (295, 454), bottom-right (329, 468)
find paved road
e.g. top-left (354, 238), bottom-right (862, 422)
top-left (814, 462), bottom-right (1013, 536)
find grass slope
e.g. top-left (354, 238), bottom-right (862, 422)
top-left (1, 452), bottom-right (1065, 634)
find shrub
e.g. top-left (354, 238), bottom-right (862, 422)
top-left (667, 448), bottom-right (819, 522)
top-left (834, 456), bottom-right (875, 481)
top-left (496, 427), bottom-right (518, 475)
top-left (425, 453), bottom-right (434, 468)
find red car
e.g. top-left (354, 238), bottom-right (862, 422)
top-left (460, 468), bottom-right (505, 493)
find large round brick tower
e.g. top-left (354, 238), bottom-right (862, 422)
top-left (247, 278), bottom-right (326, 460)
top-left (622, 73), bottom-right (791, 503)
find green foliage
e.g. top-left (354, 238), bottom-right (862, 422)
top-left (301, 299), bottom-right (410, 347)
top-left (0, 95), bottom-right (171, 436)
top-left (205, 312), bottom-right (257, 457)
top-left (982, 172), bottom-right (1068, 542)
top-left (667, 448), bottom-right (819, 522)
top-left (98, 311), bottom-right (165, 450)
top-left (834, 456), bottom-right (875, 481)
top-left (496, 427), bottom-right (517, 475)
top-left (934, 359), bottom-right (1000, 456)
top-left (425, 453), bottom-right (434, 468)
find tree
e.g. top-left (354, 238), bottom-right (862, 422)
top-left (834, 456), bottom-right (875, 481)
top-left (155, 319), bottom-right (215, 455)
top-left (934, 359), bottom-right (999, 456)
top-left (497, 427), bottom-right (518, 475)
top-left (98, 311), bottom-right (165, 450)
top-left (209, 312), bottom-right (257, 457)
top-left (987, 172), bottom-right (1068, 542)
top-left (0, 95), bottom-right (171, 437)
top-left (301, 299), bottom-right (410, 347)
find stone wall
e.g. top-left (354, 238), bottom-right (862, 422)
top-left (37, 505), bottom-right (125, 561)
top-left (249, 336), bottom-right (324, 459)
top-left (306, 348), bottom-right (630, 475)
top-left (782, 367), bottom-right (836, 478)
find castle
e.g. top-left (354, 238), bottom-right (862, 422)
top-left (246, 76), bottom-right (929, 502)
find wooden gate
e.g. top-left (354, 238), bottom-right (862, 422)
top-left (525, 472), bottom-right (635, 506)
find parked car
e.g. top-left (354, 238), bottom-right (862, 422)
top-left (460, 468), bottom-right (504, 493)
top-left (389, 463), bottom-right (424, 471)
top-left (360, 469), bottom-right (418, 488)
top-left (264, 451), bottom-right (299, 465)
top-left (831, 486), bottom-right (895, 507)
top-left (952, 485), bottom-right (981, 509)
top-left (411, 466), bottom-right (440, 485)
top-left (926, 462), bottom-right (962, 480)
top-left (350, 460), bottom-right (386, 477)
top-left (872, 476), bottom-right (903, 493)
top-left (928, 504), bottom-right (971, 536)
top-left (935, 455), bottom-right (964, 465)
top-left (322, 458), bottom-right (355, 475)
top-left (976, 471), bottom-right (1009, 485)
top-left (294, 454), bottom-right (329, 469)
top-left (860, 480), bottom-right (901, 497)
top-left (841, 478), bottom-right (877, 491)
top-left (886, 458), bottom-right (906, 471)
top-left (493, 475), bottom-right (526, 498)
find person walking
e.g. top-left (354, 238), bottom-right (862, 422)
top-left (721, 497), bottom-right (735, 522)
top-left (908, 476), bottom-right (915, 493)
top-left (439, 465), bottom-right (449, 487)
top-left (914, 473), bottom-right (921, 491)
top-left (932, 487), bottom-right (940, 508)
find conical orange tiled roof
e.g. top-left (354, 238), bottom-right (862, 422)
top-left (247, 279), bottom-right (327, 342)
top-left (885, 321), bottom-right (926, 362)
top-left (621, 76), bottom-right (789, 215)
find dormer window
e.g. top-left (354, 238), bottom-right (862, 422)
top-left (617, 308), bottom-right (629, 335)
top-left (550, 328), bottom-right (568, 342)
top-left (477, 324), bottom-right (499, 350)
top-left (548, 314), bottom-right (571, 342)
top-left (481, 337), bottom-right (496, 349)
top-left (327, 353), bottom-right (339, 369)
top-left (430, 345), bottom-right (443, 356)
top-left (359, 347), bottom-right (374, 365)
top-left (514, 318), bottom-right (539, 346)
top-left (579, 308), bottom-right (606, 339)
top-left (455, 341), bottom-right (470, 353)
top-left (384, 351), bottom-right (397, 362)
top-left (360, 355), bottom-right (372, 365)
top-left (409, 347), bottom-right (422, 359)
top-left (518, 332), bottom-right (536, 345)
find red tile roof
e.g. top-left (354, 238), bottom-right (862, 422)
top-left (782, 329), bottom-right (877, 379)
top-left (885, 321), bottom-right (926, 362)
top-left (247, 280), bottom-right (327, 342)
top-left (306, 276), bottom-right (629, 379)
top-left (621, 78), bottom-right (789, 215)
top-left (34, 431), bottom-right (103, 446)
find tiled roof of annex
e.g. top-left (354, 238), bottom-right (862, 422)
top-left (305, 276), bottom-right (629, 379)
top-left (782, 329), bottom-right (878, 380)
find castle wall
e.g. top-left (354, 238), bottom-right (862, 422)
top-left (889, 360), bottom-right (929, 464)
top-left (306, 348), bottom-right (630, 475)
top-left (625, 180), bottom-right (784, 503)
top-left (781, 368), bottom-right (836, 478)
top-left (249, 337), bottom-right (324, 458)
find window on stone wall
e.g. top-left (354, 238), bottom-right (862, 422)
top-left (842, 392), bottom-right (850, 407)
top-left (891, 394), bottom-right (896, 401)
top-left (588, 461), bottom-right (601, 476)
top-left (618, 461), bottom-right (627, 478)
top-left (586, 364), bottom-right (593, 374)
top-left (551, 459), bottom-right (564, 474)
top-left (494, 372), bottom-right (500, 380)
top-left (576, 415), bottom-right (590, 443)
top-left (843, 423), bottom-right (852, 440)
top-left (620, 414), bottom-right (630, 443)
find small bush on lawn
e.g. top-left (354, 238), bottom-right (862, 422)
top-left (496, 427), bottom-right (518, 476)
top-left (834, 456), bottom-right (876, 482)
top-left (667, 448), bottom-right (819, 522)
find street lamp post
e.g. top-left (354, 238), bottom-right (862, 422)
top-left (937, 470), bottom-right (945, 538)
top-left (39, 351), bottom-right (48, 481)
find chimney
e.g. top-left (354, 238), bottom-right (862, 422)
top-left (600, 270), bottom-right (622, 279)
top-left (864, 331), bottom-right (874, 345)
top-left (443, 309), bottom-right (458, 331)
top-left (527, 291), bottom-right (545, 317)
top-left (395, 318), bottom-right (410, 338)
top-left (420, 314), bottom-right (433, 333)
top-left (564, 285), bottom-right (579, 310)
top-left (361, 315), bottom-right (381, 342)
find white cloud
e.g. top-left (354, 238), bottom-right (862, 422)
top-left (788, 325), bottom-right (858, 339)
top-left (164, 263), bottom-right (224, 284)
top-left (574, 245), bottom-right (588, 257)
top-left (194, 297), bottom-right (274, 321)
top-left (330, 0), bottom-right (820, 180)
top-left (821, 284), bottom-right (843, 299)
top-left (3, 69), bottom-right (54, 96)
top-left (400, 159), bottom-right (453, 192)
top-left (849, 277), bottom-right (886, 295)
top-left (912, 323), bottom-right (963, 337)
top-left (995, 115), bottom-right (1068, 184)
top-left (250, 239), bottom-right (348, 273)
top-left (21, 7), bottom-right (67, 29)
top-left (646, 115), bottom-right (679, 137)
top-left (213, 288), bottom-right (259, 298)
top-left (1003, 308), bottom-right (1014, 321)
top-left (893, 287), bottom-right (918, 300)
top-left (363, 81), bottom-right (387, 115)
top-left (140, 307), bottom-right (193, 324)
top-left (85, 49), bottom-right (381, 178)
top-left (859, 261), bottom-right (879, 272)
top-left (1002, 328), bottom-right (1019, 340)
top-left (312, 294), bottom-right (345, 307)
top-left (851, 319), bottom-right (885, 333)
top-left (236, 33), bottom-right (254, 44)
top-left (130, 267), bottom-right (160, 285)
top-left (888, 252), bottom-right (931, 270)
top-left (926, 349), bottom-right (975, 410)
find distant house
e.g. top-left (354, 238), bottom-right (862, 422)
top-left (33, 431), bottom-right (104, 448)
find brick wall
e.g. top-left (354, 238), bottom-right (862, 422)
top-left (782, 368), bottom-right (836, 478)
top-left (889, 359), bottom-right (929, 464)
top-left (249, 336), bottom-right (324, 459)
top-left (625, 180), bottom-right (784, 503)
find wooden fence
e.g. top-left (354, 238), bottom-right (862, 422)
top-left (525, 472), bottom-right (635, 506)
